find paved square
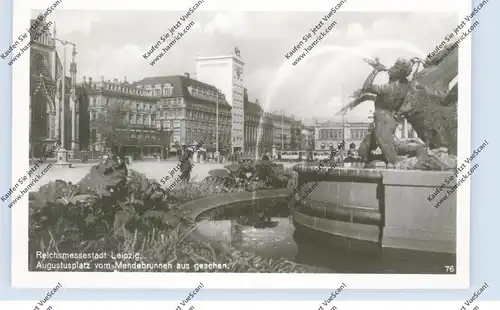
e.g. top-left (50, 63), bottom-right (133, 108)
top-left (29, 161), bottom-right (299, 192)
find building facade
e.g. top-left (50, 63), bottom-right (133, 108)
top-left (290, 120), bottom-right (304, 150)
top-left (29, 16), bottom-right (81, 158)
top-left (258, 112), bottom-right (274, 154)
top-left (396, 119), bottom-right (418, 139)
top-left (195, 47), bottom-right (245, 153)
top-left (315, 117), bottom-right (418, 153)
top-left (243, 89), bottom-right (261, 154)
top-left (315, 118), bottom-right (371, 151)
top-left (133, 74), bottom-right (232, 156)
top-left (84, 76), bottom-right (169, 158)
top-left (302, 125), bottom-right (315, 150)
top-left (271, 112), bottom-right (292, 150)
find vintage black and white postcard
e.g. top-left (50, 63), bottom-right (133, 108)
top-left (10, 0), bottom-right (474, 289)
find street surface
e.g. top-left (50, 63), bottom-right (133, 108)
top-left (28, 161), bottom-right (299, 192)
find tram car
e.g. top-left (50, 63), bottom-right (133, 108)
top-left (278, 150), bottom-right (308, 161)
top-left (312, 151), bottom-right (331, 161)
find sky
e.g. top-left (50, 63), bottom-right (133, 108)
top-left (36, 10), bottom-right (458, 122)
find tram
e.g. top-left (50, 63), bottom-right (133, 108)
top-left (278, 150), bottom-right (308, 161)
top-left (312, 151), bottom-right (331, 161)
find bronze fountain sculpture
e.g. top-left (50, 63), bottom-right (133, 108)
top-left (336, 43), bottom-right (458, 170)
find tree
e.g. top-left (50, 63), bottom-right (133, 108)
top-left (93, 101), bottom-right (129, 154)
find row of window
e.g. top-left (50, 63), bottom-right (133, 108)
top-left (127, 133), bottom-right (162, 140)
top-left (125, 114), bottom-right (155, 126)
top-left (137, 84), bottom-right (174, 97)
top-left (350, 129), bottom-right (370, 140)
top-left (187, 124), bottom-right (230, 132)
top-left (161, 97), bottom-right (183, 106)
top-left (245, 116), bottom-right (259, 123)
top-left (189, 86), bottom-right (225, 103)
top-left (274, 134), bottom-right (289, 140)
top-left (89, 111), bottom-right (156, 126)
top-left (89, 97), bottom-right (157, 112)
top-left (318, 129), bottom-right (343, 140)
top-left (186, 133), bottom-right (230, 143)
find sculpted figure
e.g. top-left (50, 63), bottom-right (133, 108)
top-left (338, 58), bottom-right (416, 166)
top-left (337, 43), bottom-right (458, 170)
top-left (397, 44), bottom-right (458, 155)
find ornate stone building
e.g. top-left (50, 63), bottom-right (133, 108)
top-left (290, 120), bottom-right (305, 150)
top-left (29, 17), bottom-right (82, 158)
top-left (243, 89), bottom-right (273, 154)
top-left (315, 118), bottom-right (371, 151)
top-left (396, 119), bottom-right (417, 139)
top-left (271, 112), bottom-right (292, 150)
top-left (257, 112), bottom-right (274, 155)
top-left (133, 74), bottom-right (232, 156)
top-left (302, 125), bottom-right (315, 150)
top-left (83, 76), bottom-right (169, 158)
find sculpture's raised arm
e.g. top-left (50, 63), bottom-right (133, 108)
top-left (335, 57), bottom-right (388, 116)
top-left (335, 92), bottom-right (377, 115)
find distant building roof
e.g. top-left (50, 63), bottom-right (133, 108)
top-left (269, 112), bottom-right (294, 123)
top-left (132, 75), bottom-right (231, 107)
top-left (244, 100), bottom-right (263, 115)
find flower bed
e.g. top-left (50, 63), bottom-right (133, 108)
top-left (28, 159), bottom-right (303, 272)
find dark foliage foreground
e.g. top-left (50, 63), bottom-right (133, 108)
top-left (28, 159), bottom-right (306, 273)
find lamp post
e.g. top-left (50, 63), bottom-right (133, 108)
top-left (281, 109), bottom-right (284, 150)
top-left (215, 89), bottom-right (225, 160)
top-left (53, 38), bottom-right (76, 167)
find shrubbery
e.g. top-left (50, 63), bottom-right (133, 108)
top-left (29, 159), bottom-right (304, 272)
top-left (206, 159), bottom-right (294, 192)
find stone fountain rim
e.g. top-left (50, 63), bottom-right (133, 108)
top-left (178, 188), bottom-right (292, 223)
top-left (176, 188), bottom-right (302, 269)
top-left (292, 163), bottom-right (456, 186)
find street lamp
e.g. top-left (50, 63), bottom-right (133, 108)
top-left (281, 109), bottom-right (284, 150)
top-left (53, 37), bottom-right (76, 167)
top-left (215, 89), bottom-right (225, 159)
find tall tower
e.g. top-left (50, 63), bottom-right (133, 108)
top-left (196, 47), bottom-right (245, 153)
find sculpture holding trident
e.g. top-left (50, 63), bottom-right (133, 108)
top-left (336, 56), bottom-right (427, 167)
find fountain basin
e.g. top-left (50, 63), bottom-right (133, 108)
top-left (185, 186), bottom-right (455, 273)
top-left (292, 163), bottom-right (457, 254)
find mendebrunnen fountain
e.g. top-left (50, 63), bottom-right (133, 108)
top-left (182, 45), bottom-right (458, 274)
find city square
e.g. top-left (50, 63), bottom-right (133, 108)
top-left (28, 159), bottom-right (299, 192)
top-left (22, 9), bottom-right (464, 279)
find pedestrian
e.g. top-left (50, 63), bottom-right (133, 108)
top-left (180, 151), bottom-right (193, 185)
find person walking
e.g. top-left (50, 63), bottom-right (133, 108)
top-left (180, 151), bottom-right (193, 185)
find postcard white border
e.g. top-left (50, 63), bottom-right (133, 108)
top-left (12, 0), bottom-right (471, 289)
top-left (2, 301), bottom-right (500, 310)
top-left (1, 301), bottom-right (500, 310)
